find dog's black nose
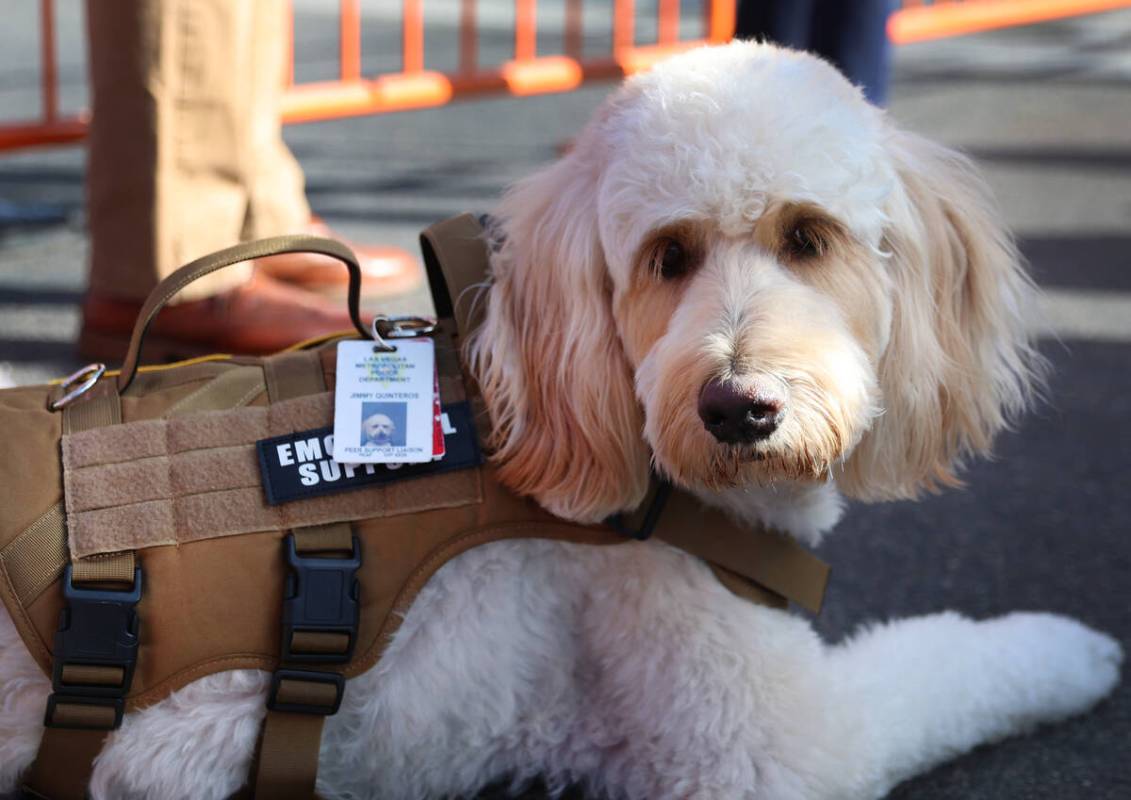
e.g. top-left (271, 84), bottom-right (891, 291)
top-left (697, 378), bottom-right (784, 444)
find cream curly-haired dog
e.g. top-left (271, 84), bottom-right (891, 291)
top-left (0, 41), bottom-right (1122, 800)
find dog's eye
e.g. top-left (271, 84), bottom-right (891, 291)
top-left (658, 239), bottom-right (690, 280)
top-left (785, 224), bottom-right (823, 260)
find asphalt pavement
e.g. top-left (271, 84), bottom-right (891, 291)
top-left (0, 6), bottom-right (1129, 799)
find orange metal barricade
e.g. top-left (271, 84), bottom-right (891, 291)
top-left (2, 0), bottom-right (1130, 153)
top-left (1, 0), bottom-right (89, 151)
top-left (279, 0), bottom-right (735, 123)
top-left (0, 0), bottom-right (735, 152)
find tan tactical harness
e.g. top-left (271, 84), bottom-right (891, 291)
top-left (0, 215), bottom-right (829, 799)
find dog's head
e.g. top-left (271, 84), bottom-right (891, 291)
top-left (467, 42), bottom-right (1042, 524)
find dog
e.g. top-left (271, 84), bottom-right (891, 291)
top-left (0, 42), bottom-right (1122, 800)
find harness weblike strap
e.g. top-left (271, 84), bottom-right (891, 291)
top-left (22, 387), bottom-right (135, 800)
top-left (420, 212), bottom-right (493, 340)
top-left (251, 356), bottom-right (350, 800)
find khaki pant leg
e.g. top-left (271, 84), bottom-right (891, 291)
top-left (85, 0), bottom-right (168, 302)
top-left (242, 0), bottom-right (311, 241)
top-left (86, 0), bottom-right (308, 303)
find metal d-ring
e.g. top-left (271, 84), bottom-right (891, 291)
top-left (49, 363), bottom-right (106, 411)
top-left (370, 315), bottom-right (438, 353)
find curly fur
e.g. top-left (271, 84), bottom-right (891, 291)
top-left (0, 42), bottom-right (1118, 800)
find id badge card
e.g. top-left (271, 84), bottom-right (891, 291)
top-left (333, 338), bottom-right (436, 464)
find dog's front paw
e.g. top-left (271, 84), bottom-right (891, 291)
top-left (982, 612), bottom-right (1123, 724)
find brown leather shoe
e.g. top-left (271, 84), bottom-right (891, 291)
top-left (256, 219), bottom-right (423, 296)
top-left (79, 269), bottom-right (370, 363)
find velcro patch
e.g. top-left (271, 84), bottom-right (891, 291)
top-left (257, 402), bottom-right (481, 505)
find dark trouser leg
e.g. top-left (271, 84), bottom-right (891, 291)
top-left (734, 0), bottom-right (895, 106)
top-left (810, 0), bottom-right (896, 105)
top-left (735, 0), bottom-right (817, 47)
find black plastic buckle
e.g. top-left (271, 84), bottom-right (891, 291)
top-left (281, 533), bottom-right (361, 663)
top-left (44, 694), bottom-right (124, 730)
top-left (43, 564), bottom-right (141, 730)
top-left (604, 478), bottom-right (672, 541)
top-left (267, 668), bottom-right (345, 715)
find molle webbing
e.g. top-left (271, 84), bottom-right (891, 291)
top-left (1, 504), bottom-right (67, 606)
top-left (164, 363), bottom-right (266, 417)
top-left (61, 391), bottom-right (482, 559)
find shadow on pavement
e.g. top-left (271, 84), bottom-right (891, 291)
top-left (1021, 235), bottom-right (1131, 291)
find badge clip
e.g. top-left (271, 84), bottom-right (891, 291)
top-left (371, 315), bottom-right (437, 353)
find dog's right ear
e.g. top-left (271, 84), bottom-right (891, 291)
top-left (466, 141), bottom-right (651, 523)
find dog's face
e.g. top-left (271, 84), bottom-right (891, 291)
top-left (604, 46), bottom-right (892, 493)
top-left (362, 413), bottom-right (396, 446)
top-left (469, 42), bottom-right (1040, 524)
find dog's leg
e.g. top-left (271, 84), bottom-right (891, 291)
top-left (324, 538), bottom-right (859, 800)
top-left (0, 608), bottom-right (51, 793)
top-left (825, 611), bottom-right (1123, 798)
top-left (525, 542), bottom-right (871, 800)
top-left (533, 551), bottom-right (1123, 800)
top-left (0, 605), bottom-right (275, 800)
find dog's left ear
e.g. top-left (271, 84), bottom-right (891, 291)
top-left (466, 142), bottom-right (652, 522)
top-left (840, 129), bottom-right (1044, 500)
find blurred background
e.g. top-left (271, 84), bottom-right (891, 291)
top-left (1, 1), bottom-right (1129, 798)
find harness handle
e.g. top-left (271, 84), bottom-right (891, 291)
top-left (116, 236), bottom-right (369, 393)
